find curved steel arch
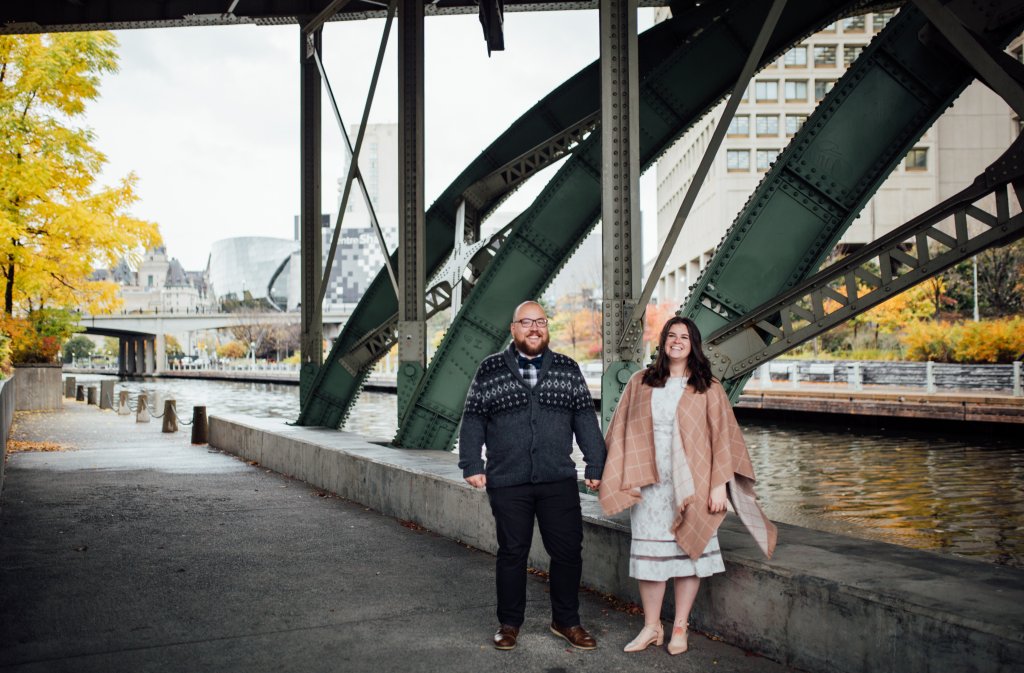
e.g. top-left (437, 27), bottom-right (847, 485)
top-left (391, 0), bottom-right (893, 449)
top-left (297, 0), bottom-right (769, 428)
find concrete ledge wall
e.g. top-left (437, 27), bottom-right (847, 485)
top-left (210, 414), bottom-right (1024, 673)
top-left (12, 365), bottom-right (63, 411)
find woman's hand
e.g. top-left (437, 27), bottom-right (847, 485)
top-left (708, 484), bottom-right (727, 513)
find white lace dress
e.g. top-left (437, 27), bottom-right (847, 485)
top-left (629, 376), bottom-right (726, 581)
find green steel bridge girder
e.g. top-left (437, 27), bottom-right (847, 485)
top-left (298, 0), bottom-right (873, 431)
top-left (681, 2), bottom-right (1024, 400)
top-left (392, 0), bottom-right (896, 450)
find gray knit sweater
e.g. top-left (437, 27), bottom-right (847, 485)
top-left (458, 344), bottom-right (606, 488)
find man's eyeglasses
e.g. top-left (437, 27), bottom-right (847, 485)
top-left (514, 318), bottom-right (548, 328)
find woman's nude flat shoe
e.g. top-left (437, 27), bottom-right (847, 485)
top-left (666, 622), bottom-right (689, 655)
top-left (623, 623), bottom-right (664, 652)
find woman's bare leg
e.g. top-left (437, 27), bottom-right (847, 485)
top-left (667, 576), bottom-right (700, 654)
top-left (638, 579), bottom-right (667, 625)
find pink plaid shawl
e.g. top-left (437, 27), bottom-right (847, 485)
top-left (598, 372), bottom-right (777, 561)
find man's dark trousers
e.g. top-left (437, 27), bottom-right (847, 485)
top-left (486, 478), bottom-right (583, 627)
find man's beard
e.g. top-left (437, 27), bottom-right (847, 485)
top-left (514, 332), bottom-right (549, 356)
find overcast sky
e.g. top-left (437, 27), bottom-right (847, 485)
top-left (86, 9), bottom-right (658, 272)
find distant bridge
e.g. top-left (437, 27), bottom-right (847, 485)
top-left (78, 310), bottom-right (352, 376)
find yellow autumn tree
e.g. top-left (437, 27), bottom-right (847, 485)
top-left (0, 33), bottom-right (161, 319)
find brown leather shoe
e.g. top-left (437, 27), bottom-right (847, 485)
top-left (550, 622), bottom-right (597, 650)
top-left (493, 624), bottom-right (520, 650)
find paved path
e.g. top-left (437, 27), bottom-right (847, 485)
top-left (0, 404), bottom-right (800, 673)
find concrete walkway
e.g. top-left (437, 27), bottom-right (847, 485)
top-left (0, 404), bottom-right (800, 673)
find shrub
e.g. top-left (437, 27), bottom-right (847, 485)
top-left (901, 321), bottom-right (957, 362)
top-left (0, 309), bottom-right (80, 367)
top-left (899, 317), bottom-right (1024, 363)
top-left (954, 317), bottom-right (1024, 363)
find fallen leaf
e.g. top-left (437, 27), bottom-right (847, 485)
top-left (9, 440), bottom-right (71, 453)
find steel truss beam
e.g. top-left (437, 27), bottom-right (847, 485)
top-left (336, 222), bottom-right (514, 375)
top-left (299, 26), bottom-right (324, 399)
top-left (705, 136), bottom-right (1024, 384)
top-left (312, 0), bottom-right (399, 312)
top-left (397, 0), bottom-right (426, 420)
top-left (600, 0), bottom-right (643, 428)
top-left (462, 113), bottom-right (598, 212)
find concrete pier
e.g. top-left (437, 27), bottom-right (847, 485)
top-left (208, 414), bottom-right (1024, 673)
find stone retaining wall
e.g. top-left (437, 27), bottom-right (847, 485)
top-left (12, 364), bottom-right (63, 411)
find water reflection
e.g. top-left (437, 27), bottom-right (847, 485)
top-left (742, 420), bottom-right (1024, 568)
top-left (75, 375), bottom-right (1023, 568)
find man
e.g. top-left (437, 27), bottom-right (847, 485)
top-left (459, 300), bottom-right (606, 651)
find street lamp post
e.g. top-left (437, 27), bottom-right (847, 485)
top-left (250, 341), bottom-right (256, 370)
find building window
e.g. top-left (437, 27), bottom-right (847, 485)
top-left (905, 147), bottom-right (928, 170)
top-left (844, 45), bottom-right (865, 66)
top-left (754, 80), bottom-right (778, 102)
top-left (785, 114), bottom-right (807, 135)
top-left (756, 149), bottom-right (780, 171)
top-left (784, 47), bottom-right (807, 67)
top-left (813, 45), bottom-right (837, 66)
top-left (873, 10), bottom-right (896, 32)
top-left (784, 80), bottom-right (808, 101)
top-left (814, 79), bottom-right (835, 101)
top-left (842, 15), bottom-right (866, 32)
top-left (727, 115), bottom-right (749, 136)
top-left (726, 150), bottom-right (750, 171)
top-left (147, 275), bottom-right (154, 288)
top-left (756, 115), bottom-right (779, 136)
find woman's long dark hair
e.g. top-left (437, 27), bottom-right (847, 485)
top-left (641, 316), bottom-right (713, 392)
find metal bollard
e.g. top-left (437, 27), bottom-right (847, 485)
top-left (86, 386), bottom-right (98, 405)
top-left (161, 400), bottom-right (178, 433)
top-left (760, 363), bottom-right (772, 388)
top-left (191, 406), bottom-right (208, 444)
top-left (64, 376), bottom-right (77, 398)
top-left (136, 393), bottom-right (150, 423)
top-left (926, 361), bottom-right (936, 394)
top-left (118, 390), bottom-right (131, 415)
top-left (849, 362), bottom-right (863, 391)
top-left (76, 385), bottom-right (85, 401)
top-left (1014, 361), bottom-right (1022, 397)
top-left (99, 380), bottom-right (115, 410)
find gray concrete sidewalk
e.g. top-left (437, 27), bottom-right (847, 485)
top-left (0, 404), bottom-right (800, 673)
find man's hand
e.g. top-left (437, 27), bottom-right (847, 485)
top-left (465, 474), bottom-right (487, 489)
top-left (585, 479), bottom-right (601, 491)
top-left (708, 483), bottom-right (727, 513)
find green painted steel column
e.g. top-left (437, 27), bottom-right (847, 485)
top-left (298, 26), bottom-right (323, 404)
top-left (599, 0), bottom-right (643, 428)
top-left (397, 0), bottom-right (426, 424)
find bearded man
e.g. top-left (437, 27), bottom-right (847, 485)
top-left (458, 300), bottom-right (606, 651)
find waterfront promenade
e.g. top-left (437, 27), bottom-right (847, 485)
top-left (1, 403), bottom-right (796, 673)
top-left (69, 365), bottom-right (1024, 426)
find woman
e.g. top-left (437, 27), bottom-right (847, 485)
top-left (598, 316), bottom-right (776, 655)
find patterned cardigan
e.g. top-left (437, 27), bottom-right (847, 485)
top-left (598, 371), bottom-right (776, 562)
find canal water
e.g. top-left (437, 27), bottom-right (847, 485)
top-left (75, 375), bottom-right (1023, 570)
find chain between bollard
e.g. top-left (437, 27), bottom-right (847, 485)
top-left (109, 388), bottom-right (199, 427)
